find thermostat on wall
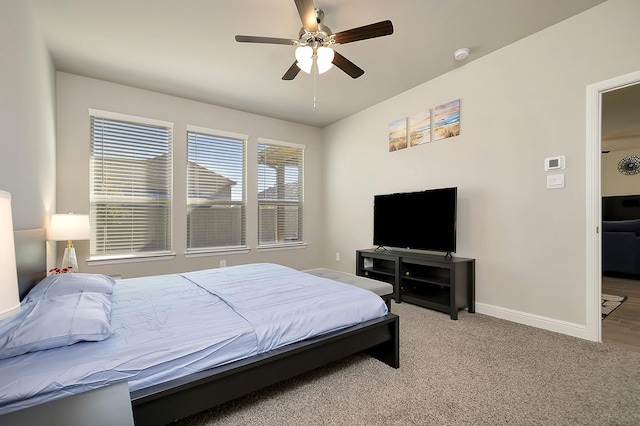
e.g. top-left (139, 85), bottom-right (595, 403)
top-left (545, 156), bottom-right (565, 171)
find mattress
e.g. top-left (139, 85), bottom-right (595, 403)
top-left (0, 263), bottom-right (387, 415)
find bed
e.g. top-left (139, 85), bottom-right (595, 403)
top-left (1, 229), bottom-right (399, 425)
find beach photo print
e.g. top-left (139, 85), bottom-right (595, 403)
top-left (434, 99), bottom-right (461, 141)
top-left (408, 110), bottom-right (432, 147)
top-left (388, 117), bottom-right (407, 151)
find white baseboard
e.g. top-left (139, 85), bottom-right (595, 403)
top-left (475, 302), bottom-right (594, 341)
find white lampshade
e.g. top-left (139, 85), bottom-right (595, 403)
top-left (48, 213), bottom-right (90, 242)
top-left (295, 45), bottom-right (313, 74)
top-left (316, 46), bottom-right (334, 74)
top-left (0, 190), bottom-right (20, 320)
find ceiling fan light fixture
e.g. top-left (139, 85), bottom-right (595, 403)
top-left (296, 60), bottom-right (313, 74)
top-left (295, 46), bottom-right (313, 74)
top-left (316, 46), bottom-right (334, 74)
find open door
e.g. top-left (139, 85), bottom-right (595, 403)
top-left (586, 70), bottom-right (640, 342)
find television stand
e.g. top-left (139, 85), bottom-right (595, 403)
top-left (356, 249), bottom-right (475, 320)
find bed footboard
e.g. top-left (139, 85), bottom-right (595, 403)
top-left (131, 313), bottom-right (399, 426)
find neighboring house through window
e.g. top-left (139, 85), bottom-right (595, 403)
top-left (89, 109), bottom-right (173, 259)
top-left (257, 139), bottom-right (304, 247)
top-left (187, 126), bottom-right (247, 251)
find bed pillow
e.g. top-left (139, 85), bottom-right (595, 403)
top-left (0, 292), bottom-right (115, 360)
top-left (23, 273), bottom-right (116, 304)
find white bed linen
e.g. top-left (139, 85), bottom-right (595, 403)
top-left (0, 263), bottom-right (387, 415)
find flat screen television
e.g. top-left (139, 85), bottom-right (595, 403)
top-left (373, 187), bottom-right (457, 253)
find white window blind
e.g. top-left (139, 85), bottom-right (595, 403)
top-left (257, 139), bottom-right (304, 246)
top-left (187, 128), bottom-right (246, 250)
top-left (90, 111), bottom-right (173, 258)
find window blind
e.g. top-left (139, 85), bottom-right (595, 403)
top-left (90, 112), bottom-right (173, 258)
top-left (257, 140), bottom-right (304, 246)
top-left (187, 129), bottom-right (246, 250)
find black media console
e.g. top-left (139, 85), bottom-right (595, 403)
top-left (356, 249), bottom-right (475, 320)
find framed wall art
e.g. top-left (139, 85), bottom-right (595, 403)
top-left (388, 118), bottom-right (407, 151)
top-left (409, 110), bottom-right (431, 147)
top-left (434, 99), bottom-right (460, 141)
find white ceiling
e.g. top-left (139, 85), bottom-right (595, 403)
top-left (30, 0), bottom-right (607, 128)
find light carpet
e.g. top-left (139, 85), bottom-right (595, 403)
top-left (175, 301), bottom-right (640, 426)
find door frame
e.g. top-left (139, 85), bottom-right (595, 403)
top-left (585, 69), bottom-right (640, 342)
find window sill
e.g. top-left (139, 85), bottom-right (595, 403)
top-left (256, 242), bottom-right (308, 252)
top-left (86, 253), bottom-right (176, 266)
top-left (185, 247), bottom-right (250, 258)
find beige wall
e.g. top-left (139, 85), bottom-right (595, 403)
top-left (55, 73), bottom-right (324, 278)
top-left (0, 0), bottom-right (56, 231)
top-left (321, 0), bottom-right (640, 330)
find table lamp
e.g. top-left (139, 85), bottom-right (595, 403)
top-left (0, 190), bottom-right (20, 320)
top-left (48, 213), bottom-right (90, 273)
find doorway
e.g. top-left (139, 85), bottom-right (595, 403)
top-left (586, 70), bottom-right (640, 343)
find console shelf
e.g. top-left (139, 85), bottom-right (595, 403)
top-left (356, 249), bottom-right (475, 320)
top-left (362, 268), bottom-right (395, 279)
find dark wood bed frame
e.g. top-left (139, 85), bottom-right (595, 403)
top-left (14, 229), bottom-right (400, 426)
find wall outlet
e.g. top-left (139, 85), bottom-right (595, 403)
top-left (220, 259), bottom-right (226, 268)
top-left (335, 252), bottom-right (341, 261)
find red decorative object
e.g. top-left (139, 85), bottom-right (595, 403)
top-left (48, 266), bottom-right (74, 275)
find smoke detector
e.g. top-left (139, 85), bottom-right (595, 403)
top-left (454, 48), bottom-right (470, 61)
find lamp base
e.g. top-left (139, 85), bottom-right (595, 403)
top-left (61, 247), bottom-right (79, 273)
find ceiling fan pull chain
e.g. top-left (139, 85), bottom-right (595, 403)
top-left (313, 60), bottom-right (317, 108)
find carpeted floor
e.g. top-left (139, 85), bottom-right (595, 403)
top-left (175, 302), bottom-right (640, 426)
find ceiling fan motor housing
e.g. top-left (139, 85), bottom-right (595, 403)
top-left (299, 12), bottom-right (333, 48)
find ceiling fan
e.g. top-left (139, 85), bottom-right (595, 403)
top-left (235, 0), bottom-right (394, 80)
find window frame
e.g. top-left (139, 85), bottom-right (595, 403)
top-left (257, 138), bottom-right (305, 249)
top-left (88, 109), bottom-right (174, 262)
top-left (185, 125), bottom-right (248, 255)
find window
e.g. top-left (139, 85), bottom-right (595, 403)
top-left (187, 126), bottom-right (246, 251)
top-left (257, 139), bottom-right (304, 247)
top-left (89, 110), bottom-right (173, 259)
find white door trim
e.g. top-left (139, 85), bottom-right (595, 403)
top-left (585, 70), bottom-right (640, 342)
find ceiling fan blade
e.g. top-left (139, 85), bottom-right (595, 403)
top-left (235, 35), bottom-right (297, 45)
top-left (282, 61), bottom-right (301, 80)
top-left (333, 20), bottom-right (394, 44)
top-left (295, 0), bottom-right (318, 32)
top-left (332, 51), bottom-right (364, 79)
